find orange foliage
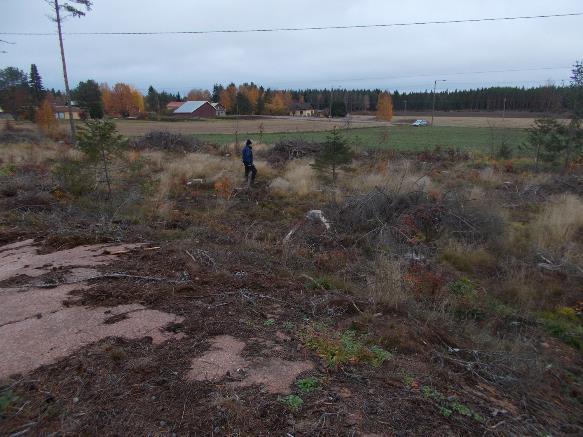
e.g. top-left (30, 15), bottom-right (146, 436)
top-left (376, 91), bottom-right (394, 121)
top-left (214, 176), bottom-right (233, 199)
top-left (187, 89), bottom-right (211, 101)
top-left (101, 83), bottom-right (144, 117)
top-left (239, 84), bottom-right (261, 112)
top-left (219, 84), bottom-right (237, 113)
top-left (266, 91), bottom-right (292, 115)
top-left (403, 264), bottom-right (447, 295)
top-left (35, 98), bottom-right (58, 136)
top-left (100, 83), bottom-right (113, 114)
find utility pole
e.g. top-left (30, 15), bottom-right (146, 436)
top-left (54, 0), bottom-right (76, 143)
top-left (502, 97), bottom-right (507, 122)
top-left (329, 87), bottom-right (333, 120)
top-left (404, 99), bottom-right (407, 115)
top-left (431, 79), bottom-right (446, 127)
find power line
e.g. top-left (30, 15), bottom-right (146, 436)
top-left (265, 66), bottom-right (572, 86)
top-left (1, 12), bottom-right (582, 36)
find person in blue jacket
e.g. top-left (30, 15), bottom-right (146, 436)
top-left (242, 139), bottom-right (257, 184)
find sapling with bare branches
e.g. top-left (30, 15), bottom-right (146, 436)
top-left (76, 120), bottom-right (127, 199)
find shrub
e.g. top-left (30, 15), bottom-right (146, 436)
top-left (279, 395), bottom-right (303, 412)
top-left (301, 324), bottom-right (392, 368)
top-left (540, 310), bottom-right (583, 350)
top-left (130, 131), bottom-right (202, 153)
top-left (448, 277), bottom-right (475, 296)
top-left (296, 377), bottom-right (321, 393)
top-left (52, 159), bottom-right (94, 196)
top-left (266, 139), bottom-right (321, 166)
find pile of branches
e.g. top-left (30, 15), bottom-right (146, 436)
top-left (328, 187), bottom-right (504, 249)
top-left (129, 131), bottom-right (201, 153)
top-left (415, 146), bottom-right (470, 163)
top-left (265, 139), bottom-right (321, 166)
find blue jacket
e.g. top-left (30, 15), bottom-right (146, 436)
top-left (242, 145), bottom-right (253, 166)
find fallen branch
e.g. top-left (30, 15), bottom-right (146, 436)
top-left (29, 273), bottom-right (191, 289)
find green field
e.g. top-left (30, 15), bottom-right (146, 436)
top-left (195, 126), bottom-right (528, 154)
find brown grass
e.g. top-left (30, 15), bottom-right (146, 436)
top-left (366, 255), bottom-right (408, 308)
top-left (343, 159), bottom-right (433, 194)
top-left (269, 160), bottom-right (319, 197)
top-left (92, 117), bottom-right (389, 136)
top-left (530, 194), bottom-right (583, 264)
top-left (0, 141), bottom-right (81, 164)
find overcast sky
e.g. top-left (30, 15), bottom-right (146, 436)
top-left (1, 0), bottom-right (582, 94)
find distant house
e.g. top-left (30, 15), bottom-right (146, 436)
top-left (54, 105), bottom-right (82, 120)
top-left (290, 103), bottom-right (315, 117)
top-left (211, 102), bottom-right (226, 117)
top-left (0, 107), bottom-right (14, 121)
top-left (173, 101), bottom-right (217, 118)
top-left (166, 101), bottom-right (184, 112)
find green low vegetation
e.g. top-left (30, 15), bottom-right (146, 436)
top-left (194, 125), bottom-right (528, 153)
top-left (279, 394), bottom-right (304, 412)
top-left (296, 377), bottom-right (322, 393)
top-left (301, 325), bottom-right (393, 368)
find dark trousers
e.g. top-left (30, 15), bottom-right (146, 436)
top-left (244, 164), bottom-right (257, 182)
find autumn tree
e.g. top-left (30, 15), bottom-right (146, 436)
top-left (47, 0), bottom-right (92, 142)
top-left (219, 83), bottom-right (237, 113)
top-left (266, 91), bottom-right (292, 115)
top-left (239, 83), bottom-right (260, 113)
top-left (312, 128), bottom-right (353, 183)
top-left (35, 97), bottom-right (58, 136)
top-left (101, 83), bottom-right (144, 117)
top-left (29, 64), bottom-right (45, 105)
top-left (100, 83), bottom-right (113, 114)
top-left (376, 91), bottom-right (394, 121)
top-left (187, 88), bottom-right (211, 101)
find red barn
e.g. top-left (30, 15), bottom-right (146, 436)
top-left (166, 101), bottom-right (184, 111)
top-left (173, 101), bottom-right (217, 118)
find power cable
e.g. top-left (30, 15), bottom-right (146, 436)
top-left (255, 66), bottom-right (572, 87)
top-left (1, 12), bottom-right (581, 36)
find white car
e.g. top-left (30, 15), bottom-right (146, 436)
top-left (411, 119), bottom-right (429, 127)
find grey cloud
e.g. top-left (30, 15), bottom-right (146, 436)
top-left (0, 0), bottom-right (581, 93)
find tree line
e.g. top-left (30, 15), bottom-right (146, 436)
top-left (1, 66), bottom-right (580, 121)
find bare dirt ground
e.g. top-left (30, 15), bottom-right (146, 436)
top-left (93, 114), bottom-right (546, 137)
top-left (110, 116), bottom-right (389, 136)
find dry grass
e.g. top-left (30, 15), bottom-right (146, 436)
top-left (530, 194), bottom-right (583, 263)
top-left (269, 160), bottom-right (319, 197)
top-left (0, 142), bottom-right (81, 164)
top-left (440, 241), bottom-right (498, 273)
top-left (102, 117), bottom-right (389, 136)
top-left (366, 255), bottom-right (408, 308)
top-left (344, 159), bottom-right (433, 194)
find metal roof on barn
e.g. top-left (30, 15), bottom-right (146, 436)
top-left (174, 101), bottom-right (209, 114)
